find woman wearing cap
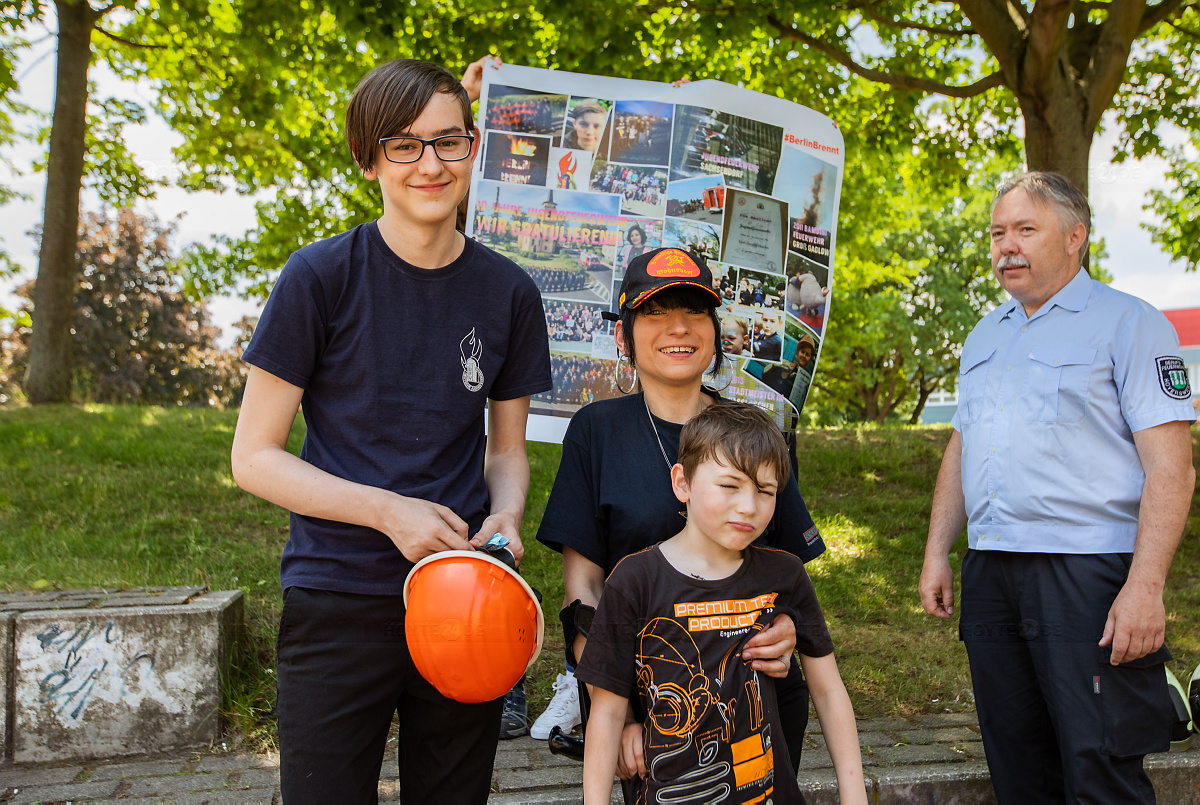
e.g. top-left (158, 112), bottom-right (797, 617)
top-left (535, 247), bottom-right (826, 778)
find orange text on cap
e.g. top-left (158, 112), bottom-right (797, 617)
top-left (647, 249), bottom-right (700, 278)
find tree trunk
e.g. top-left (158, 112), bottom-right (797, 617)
top-left (1019, 88), bottom-right (1094, 199)
top-left (24, 0), bottom-right (99, 403)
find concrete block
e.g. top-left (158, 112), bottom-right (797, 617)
top-left (87, 757), bottom-right (190, 781)
top-left (797, 766), bottom-right (870, 805)
top-left (238, 766), bottom-right (281, 789)
top-left (857, 730), bottom-right (898, 748)
top-left (1146, 745), bottom-right (1200, 802)
top-left (911, 712), bottom-right (981, 728)
top-left (10, 589), bottom-right (243, 763)
top-left (7, 778), bottom-right (121, 803)
top-left (0, 761), bottom-right (84, 786)
top-left (893, 726), bottom-right (980, 745)
top-left (796, 746), bottom-right (833, 770)
top-left (493, 765), bottom-right (583, 792)
top-left (124, 770), bottom-right (230, 796)
top-left (870, 743), bottom-right (967, 766)
top-left (175, 790), bottom-right (278, 805)
top-left (252, 750), bottom-right (280, 769)
top-left (871, 762), bottom-right (997, 804)
top-left (195, 752), bottom-right (257, 774)
top-left (1, 612), bottom-right (11, 762)
top-left (857, 717), bottom-right (915, 732)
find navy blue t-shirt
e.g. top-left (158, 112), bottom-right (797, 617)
top-left (535, 393), bottom-right (825, 574)
top-left (243, 224), bottom-right (552, 595)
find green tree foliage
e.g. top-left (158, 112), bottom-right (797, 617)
top-left (2, 0), bottom-right (242, 403)
top-left (811, 157), bottom-right (1007, 424)
top-left (1144, 131), bottom-right (1200, 271)
top-left (10, 0), bottom-right (1179, 412)
top-left (1, 209), bottom-right (246, 405)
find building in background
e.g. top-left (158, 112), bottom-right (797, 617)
top-left (919, 305), bottom-right (1200, 426)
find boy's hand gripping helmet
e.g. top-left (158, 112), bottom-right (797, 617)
top-left (403, 550), bottom-right (544, 703)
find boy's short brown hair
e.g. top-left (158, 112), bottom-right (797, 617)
top-left (678, 401), bottom-right (790, 488)
top-left (345, 59), bottom-right (474, 173)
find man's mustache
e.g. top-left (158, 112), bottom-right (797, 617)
top-left (996, 255), bottom-right (1030, 269)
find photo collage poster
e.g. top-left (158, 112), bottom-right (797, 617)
top-left (467, 65), bottom-right (843, 444)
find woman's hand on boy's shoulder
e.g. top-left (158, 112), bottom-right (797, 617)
top-left (742, 613), bottom-right (796, 678)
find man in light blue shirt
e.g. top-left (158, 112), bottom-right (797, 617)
top-left (919, 172), bottom-right (1195, 804)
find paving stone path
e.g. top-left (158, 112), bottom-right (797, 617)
top-left (2, 713), bottom-right (1197, 804)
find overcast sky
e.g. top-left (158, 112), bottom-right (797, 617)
top-left (2, 35), bottom-right (1197, 346)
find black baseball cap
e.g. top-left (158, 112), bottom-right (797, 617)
top-left (601, 247), bottom-right (721, 322)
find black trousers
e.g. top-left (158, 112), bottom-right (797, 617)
top-left (275, 587), bottom-right (503, 805)
top-left (959, 551), bottom-right (1173, 804)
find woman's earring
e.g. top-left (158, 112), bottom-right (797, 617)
top-left (705, 358), bottom-right (735, 392)
top-left (613, 353), bottom-right (638, 395)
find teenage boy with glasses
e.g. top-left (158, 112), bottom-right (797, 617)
top-left (232, 59), bottom-right (551, 804)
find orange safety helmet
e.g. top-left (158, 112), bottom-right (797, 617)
top-left (403, 550), bottom-right (545, 703)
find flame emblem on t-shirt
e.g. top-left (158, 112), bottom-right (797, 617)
top-left (461, 328), bottom-right (484, 392)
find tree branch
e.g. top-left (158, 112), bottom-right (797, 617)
top-left (767, 13), bottom-right (1006, 97)
top-left (93, 26), bottom-right (168, 49)
top-left (855, 2), bottom-right (976, 37)
top-left (1024, 0), bottom-right (1075, 94)
top-left (957, 0), bottom-right (1028, 82)
top-left (1166, 16), bottom-right (1200, 38)
top-left (1085, 0), bottom-right (1147, 131)
top-left (1138, 0), bottom-right (1191, 33)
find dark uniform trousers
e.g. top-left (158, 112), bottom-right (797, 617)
top-left (959, 550), bottom-right (1173, 804)
top-left (275, 587), bottom-right (503, 805)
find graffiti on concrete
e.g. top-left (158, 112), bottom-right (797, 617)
top-left (33, 621), bottom-right (155, 720)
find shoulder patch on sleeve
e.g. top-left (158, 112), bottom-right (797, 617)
top-left (1156, 356), bottom-right (1192, 400)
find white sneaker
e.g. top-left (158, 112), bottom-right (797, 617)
top-left (531, 671), bottom-right (582, 740)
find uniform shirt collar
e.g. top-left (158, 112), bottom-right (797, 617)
top-left (998, 267), bottom-right (1091, 322)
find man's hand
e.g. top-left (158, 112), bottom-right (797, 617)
top-left (376, 493), bottom-right (471, 563)
top-left (461, 55), bottom-right (502, 103)
top-left (1100, 578), bottom-right (1166, 664)
top-left (919, 555), bottom-right (956, 618)
top-left (473, 510), bottom-right (525, 564)
top-left (616, 721), bottom-right (646, 780)
top-left (742, 613), bottom-right (796, 678)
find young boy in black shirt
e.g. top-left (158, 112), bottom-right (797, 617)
top-left (232, 59), bottom-right (551, 803)
top-left (578, 403), bottom-right (864, 804)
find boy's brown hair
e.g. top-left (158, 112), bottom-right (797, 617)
top-left (345, 59), bottom-right (474, 173)
top-left (677, 401), bottom-right (790, 489)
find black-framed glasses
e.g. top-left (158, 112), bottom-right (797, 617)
top-left (378, 134), bottom-right (476, 164)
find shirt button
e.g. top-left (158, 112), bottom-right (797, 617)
top-left (1020, 326), bottom-right (1028, 332)
top-left (990, 492), bottom-right (998, 499)
top-left (997, 404), bottom-right (1005, 412)
top-left (1054, 358), bottom-right (1061, 365)
top-left (1007, 364), bottom-right (1013, 371)
top-left (995, 535), bottom-right (1001, 542)
top-left (990, 448), bottom-right (997, 454)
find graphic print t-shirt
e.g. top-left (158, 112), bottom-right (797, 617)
top-left (577, 544), bottom-right (834, 804)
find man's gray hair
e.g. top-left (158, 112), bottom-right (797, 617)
top-left (993, 172), bottom-right (1091, 258)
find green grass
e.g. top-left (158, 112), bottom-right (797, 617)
top-left (1, 406), bottom-right (1197, 745)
